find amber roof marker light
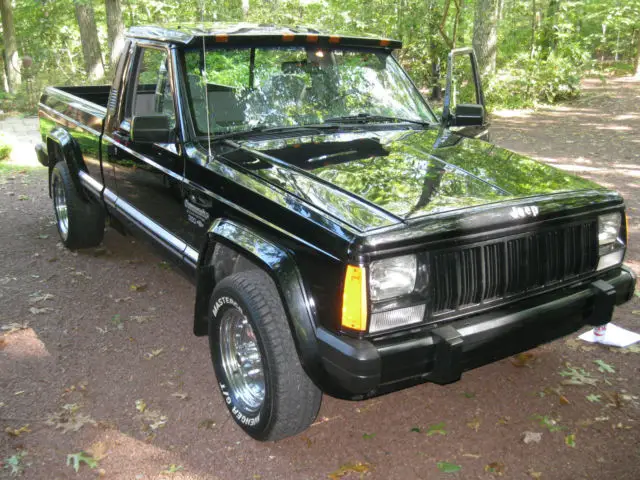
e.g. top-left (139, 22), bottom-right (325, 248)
top-left (341, 265), bottom-right (368, 332)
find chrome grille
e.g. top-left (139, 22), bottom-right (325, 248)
top-left (431, 220), bottom-right (598, 314)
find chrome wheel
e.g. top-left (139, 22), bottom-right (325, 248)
top-left (219, 308), bottom-right (265, 414)
top-left (52, 175), bottom-right (69, 241)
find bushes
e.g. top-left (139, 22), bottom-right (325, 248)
top-left (0, 143), bottom-right (12, 162)
top-left (485, 52), bottom-right (587, 109)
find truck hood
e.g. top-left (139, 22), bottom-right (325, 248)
top-left (231, 128), bottom-right (603, 231)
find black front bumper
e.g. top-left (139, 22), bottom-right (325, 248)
top-left (317, 266), bottom-right (636, 399)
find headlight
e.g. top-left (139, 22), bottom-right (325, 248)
top-left (597, 212), bottom-right (625, 271)
top-left (598, 212), bottom-right (622, 247)
top-left (370, 254), bottom-right (417, 301)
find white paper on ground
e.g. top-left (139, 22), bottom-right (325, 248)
top-left (578, 323), bottom-right (640, 348)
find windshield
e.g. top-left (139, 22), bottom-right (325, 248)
top-left (183, 46), bottom-right (436, 136)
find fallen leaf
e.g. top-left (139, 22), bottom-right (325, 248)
top-left (3, 451), bottom-right (27, 476)
top-left (532, 415), bottom-right (565, 432)
top-left (130, 283), bottom-right (148, 292)
top-left (528, 470), bottom-right (542, 479)
top-left (131, 315), bottom-right (155, 324)
top-left (144, 348), bottom-right (164, 360)
top-left (135, 399), bottom-right (147, 413)
top-left (558, 395), bottom-right (570, 406)
top-left (522, 431), bottom-right (543, 444)
top-left (46, 407), bottom-right (96, 434)
top-left (462, 392), bottom-right (476, 398)
top-left (409, 426), bottom-right (421, 433)
top-left (198, 419), bottom-right (216, 429)
top-left (29, 307), bottom-right (53, 315)
top-left (29, 293), bottom-right (54, 303)
top-left (559, 365), bottom-right (598, 386)
top-left (66, 451), bottom-right (98, 473)
top-left (496, 416), bottom-right (510, 426)
top-left (436, 461), bottom-right (461, 473)
top-left (510, 352), bottom-right (535, 367)
top-left (426, 422), bottom-right (447, 436)
top-left (467, 417), bottom-right (481, 432)
top-left (140, 409), bottom-right (168, 431)
top-left (328, 462), bottom-right (372, 479)
top-left (485, 462), bottom-right (505, 476)
top-left (161, 464), bottom-right (184, 474)
top-left (171, 392), bottom-right (189, 400)
top-left (565, 433), bottom-right (576, 448)
top-left (362, 432), bottom-right (375, 440)
top-left (586, 394), bottom-right (602, 403)
top-left (5, 425), bottom-right (30, 437)
top-left (594, 359), bottom-right (615, 374)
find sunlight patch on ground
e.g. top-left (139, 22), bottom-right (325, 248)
top-left (83, 429), bottom-right (217, 480)
top-left (594, 124), bottom-right (633, 132)
top-left (0, 328), bottom-right (51, 360)
top-left (490, 109), bottom-right (533, 119)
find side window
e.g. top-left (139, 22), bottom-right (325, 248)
top-left (127, 47), bottom-right (175, 128)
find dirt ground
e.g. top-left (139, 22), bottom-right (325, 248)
top-left (1, 77), bottom-right (640, 480)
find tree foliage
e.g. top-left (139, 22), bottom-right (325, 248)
top-left (0, 0), bottom-right (639, 112)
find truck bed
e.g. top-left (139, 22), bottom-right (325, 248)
top-left (53, 85), bottom-right (111, 109)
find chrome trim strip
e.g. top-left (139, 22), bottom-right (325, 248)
top-left (78, 170), bottom-right (103, 195)
top-left (103, 187), bottom-right (118, 207)
top-left (115, 196), bottom-right (187, 254)
top-left (184, 246), bottom-right (199, 264)
top-left (38, 103), bottom-right (103, 137)
top-left (102, 134), bottom-right (184, 182)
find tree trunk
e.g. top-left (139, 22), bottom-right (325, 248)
top-left (0, 0), bottom-right (21, 93)
top-left (472, 0), bottom-right (500, 77)
top-left (105, 0), bottom-right (125, 70)
top-left (74, 0), bottom-right (105, 81)
top-left (635, 31), bottom-right (640, 78)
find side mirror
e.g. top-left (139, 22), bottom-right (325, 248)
top-left (130, 115), bottom-right (172, 144)
top-left (442, 47), bottom-right (487, 129)
top-left (449, 103), bottom-right (486, 127)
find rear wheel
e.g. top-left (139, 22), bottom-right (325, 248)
top-left (209, 270), bottom-right (322, 441)
top-left (51, 161), bottom-right (105, 249)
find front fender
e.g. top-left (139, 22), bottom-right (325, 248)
top-left (46, 128), bottom-right (88, 200)
top-left (194, 219), bottom-right (324, 384)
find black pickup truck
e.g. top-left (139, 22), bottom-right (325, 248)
top-left (36, 24), bottom-right (635, 441)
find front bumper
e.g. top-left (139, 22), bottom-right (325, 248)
top-left (318, 266), bottom-right (636, 399)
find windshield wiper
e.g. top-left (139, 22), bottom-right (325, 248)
top-left (210, 124), bottom-right (344, 142)
top-left (323, 113), bottom-right (431, 126)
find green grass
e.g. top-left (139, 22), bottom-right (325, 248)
top-left (0, 161), bottom-right (41, 176)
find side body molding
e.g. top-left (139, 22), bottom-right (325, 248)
top-left (194, 219), bottom-right (324, 383)
top-left (45, 127), bottom-right (89, 199)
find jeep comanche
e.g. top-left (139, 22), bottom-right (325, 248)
top-left (36, 24), bottom-right (636, 441)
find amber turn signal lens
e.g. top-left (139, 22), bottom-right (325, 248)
top-left (341, 265), bottom-right (368, 332)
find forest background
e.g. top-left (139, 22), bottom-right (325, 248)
top-left (0, 0), bottom-right (639, 115)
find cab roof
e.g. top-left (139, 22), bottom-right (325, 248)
top-left (126, 23), bottom-right (402, 49)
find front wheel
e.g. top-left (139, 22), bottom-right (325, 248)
top-left (208, 270), bottom-right (321, 441)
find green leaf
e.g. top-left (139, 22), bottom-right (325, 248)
top-left (565, 433), bottom-right (576, 448)
top-left (586, 394), bottom-right (602, 403)
top-left (362, 433), bottom-right (375, 440)
top-left (161, 464), bottom-right (184, 474)
top-left (66, 452), bottom-right (98, 473)
top-left (532, 415), bottom-right (566, 432)
top-left (426, 422), bottom-right (447, 436)
top-left (409, 426), bottom-right (421, 433)
top-left (559, 365), bottom-right (598, 386)
top-left (437, 462), bottom-right (461, 473)
top-left (3, 451), bottom-right (26, 476)
top-left (594, 359), bottom-right (615, 374)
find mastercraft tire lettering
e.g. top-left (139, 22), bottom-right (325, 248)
top-left (208, 270), bottom-right (322, 441)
